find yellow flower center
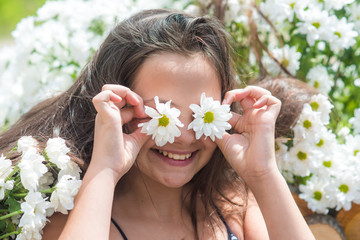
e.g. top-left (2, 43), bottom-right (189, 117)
top-left (297, 151), bottom-right (307, 160)
top-left (323, 161), bottom-right (332, 168)
top-left (303, 120), bottom-right (312, 129)
top-left (158, 114), bottom-right (169, 127)
top-left (310, 101), bottom-right (319, 111)
top-left (313, 191), bottom-right (322, 201)
top-left (316, 139), bottom-right (324, 147)
top-left (339, 184), bottom-right (349, 193)
top-left (312, 22), bottom-right (321, 29)
top-left (281, 58), bottom-right (290, 68)
top-left (203, 111), bottom-right (214, 123)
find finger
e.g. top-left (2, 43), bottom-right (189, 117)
top-left (224, 87), bottom-right (272, 112)
top-left (228, 112), bottom-right (246, 133)
top-left (223, 86), bottom-right (271, 104)
top-left (214, 131), bottom-right (231, 153)
top-left (120, 107), bottom-right (149, 125)
top-left (253, 95), bottom-right (281, 109)
top-left (92, 90), bottom-right (122, 118)
top-left (102, 84), bottom-right (146, 118)
top-left (126, 127), bottom-right (151, 158)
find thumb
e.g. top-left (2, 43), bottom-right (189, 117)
top-left (125, 127), bottom-right (150, 159)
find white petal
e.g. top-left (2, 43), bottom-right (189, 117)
top-left (145, 106), bottom-right (160, 118)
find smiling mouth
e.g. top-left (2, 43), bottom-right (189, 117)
top-left (156, 149), bottom-right (192, 160)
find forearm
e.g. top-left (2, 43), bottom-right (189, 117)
top-left (59, 165), bottom-right (119, 239)
top-left (247, 170), bottom-right (315, 240)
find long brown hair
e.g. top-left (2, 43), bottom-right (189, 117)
top-left (0, 9), bottom-right (245, 237)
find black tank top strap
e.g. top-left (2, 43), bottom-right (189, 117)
top-left (215, 208), bottom-right (239, 240)
top-left (111, 217), bottom-right (128, 240)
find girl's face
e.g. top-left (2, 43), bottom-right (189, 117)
top-left (131, 52), bottom-right (221, 188)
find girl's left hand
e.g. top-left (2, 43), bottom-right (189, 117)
top-left (215, 86), bottom-right (281, 185)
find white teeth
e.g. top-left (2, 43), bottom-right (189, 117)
top-left (158, 150), bottom-right (192, 160)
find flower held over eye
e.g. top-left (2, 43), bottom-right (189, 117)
top-left (138, 96), bottom-right (184, 147)
top-left (188, 92), bottom-right (232, 141)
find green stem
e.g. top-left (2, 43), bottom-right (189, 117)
top-left (4, 166), bottom-right (19, 182)
top-left (0, 209), bottom-right (23, 221)
top-left (4, 146), bottom-right (18, 159)
top-left (0, 228), bottom-right (22, 239)
top-left (12, 187), bottom-right (55, 198)
top-left (10, 192), bottom-right (27, 198)
top-left (41, 187), bottom-right (56, 194)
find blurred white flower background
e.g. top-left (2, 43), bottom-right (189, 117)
top-left (1, 0), bottom-right (360, 239)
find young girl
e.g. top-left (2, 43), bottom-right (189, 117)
top-left (0, 9), bottom-right (315, 239)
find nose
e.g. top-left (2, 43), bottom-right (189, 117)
top-left (174, 109), bottom-right (197, 144)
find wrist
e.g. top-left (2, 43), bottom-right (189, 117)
top-left (244, 166), bottom-right (284, 191)
top-left (84, 163), bottom-right (123, 188)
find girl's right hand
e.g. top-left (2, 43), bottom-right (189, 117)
top-left (91, 84), bottom-right (149, 182)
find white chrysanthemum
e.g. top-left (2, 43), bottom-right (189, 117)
top-left (348, 3), bottom-right (360, 33)
top-left (50, 175), bottom-right (82, 214)
top-left (287, 141), bottom-right (323, 177)
top-left (308, 94), bottom-right (334, 124)
top-left (262, 45), bottom-right (301, 76)
top-left (327, 16), bottom-right (358, 52)
top-left (17, 136), bottom-right (38, 153)
top-left (18, 148), bottom-right (48, 191)
top-left (327, 172), bottom-right (360, 211)
top-left (306, 65), bottom-right (334, 94)
top-left (138, 96), bottom-right (184, 147)
top-left (188, 93), bottom-right (232, 141)
top-left (299, 176), bottom-right (334, 214)
top-left (18, 191), bottom-right (51, 240)
top-left (293, 104), bottom-right (324, 143)
top-left (296, 8), bottom-right (331, 46)
top-left (276, 0), bottom-right (309, 22)
top-left (259, 0), bottom-right (288, 26)
top-left (274, 138), bottom-right (295, 183)
top-left (344, 134), bottom-right (360, 158)
top-left (349, 108), bottom-right (360, 134)
top-left (324, 0), bottom-right (354, 10)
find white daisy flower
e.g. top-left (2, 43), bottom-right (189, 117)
top-left (299, 175), bottom-right (333, 214)
top-left (138, 96), bottom-right (184, 147)
top-left (306, 65), bottom-right (334, 95)
top-left (349, 108), bottom-right (360, 134)
top-left (308, 94), bottom-right (334, 124)
top-left (188, 92), bottom-right (232, 141)
top-left (262, 45), bottom-right (301, 76)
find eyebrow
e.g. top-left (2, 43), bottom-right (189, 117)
top-left (143, 98), bottom-right (181, 108)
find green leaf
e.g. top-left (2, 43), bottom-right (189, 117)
top-left (5, 197), bottom-right (20, 213)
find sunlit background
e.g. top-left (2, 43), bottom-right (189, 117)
top-left (0, 0), bottom-right (46, 45)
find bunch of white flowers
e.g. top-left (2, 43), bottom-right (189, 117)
top-left (0, 136), bottom-right (82, 240)
top-left (275, 94), bottom-right (360, 214)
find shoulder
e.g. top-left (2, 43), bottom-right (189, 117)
top-left (242, 190), bottom-right (269, 239)
top-left (219, 188), bottom-right (269, 240)
top-left (42, 212), bottom-right (68, 240)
